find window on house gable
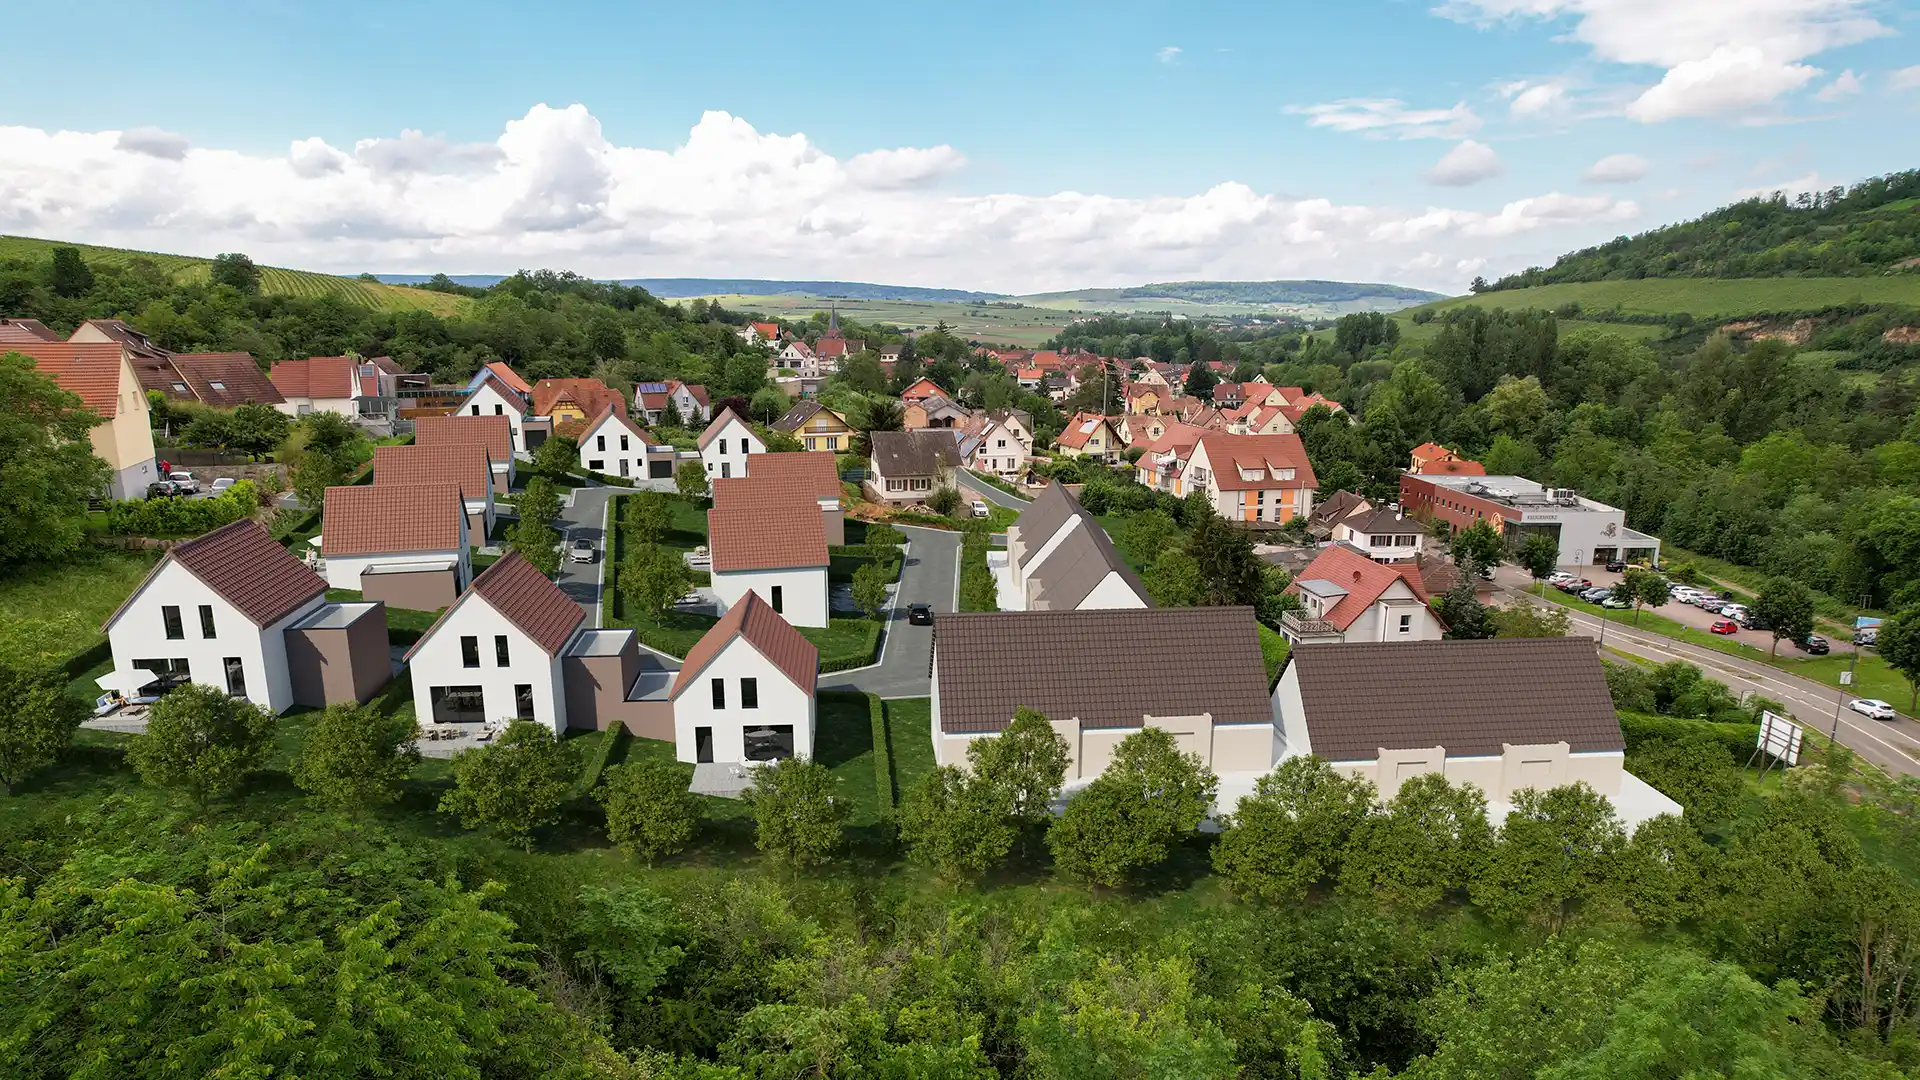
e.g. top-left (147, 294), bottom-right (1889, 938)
top-left (162, 606), bottom-right (183, 640)
top-left (199, 605), bottom-right (216, 638)
top-left (711, 678), bottom-right (726, 709)
top-left (461, 636), bottom-right (480, 668)
top-left (495, 635), bottom-right (510, 666)
top-left (741, 678), bottom-right (758, 708)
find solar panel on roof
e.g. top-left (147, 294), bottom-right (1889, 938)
top-left (1078, 419), bottom-right (1097, 433)
top-left (635, 382), bottom-right (669, 393)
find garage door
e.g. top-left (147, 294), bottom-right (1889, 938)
top-left (649, 460), bottom-right (672, 478)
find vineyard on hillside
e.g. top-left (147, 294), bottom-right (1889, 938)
top-left (0, 235), bottom-right (470, 315)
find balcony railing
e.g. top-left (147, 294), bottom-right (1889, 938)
top-left (1281, 610), bottom-right (1341, 638)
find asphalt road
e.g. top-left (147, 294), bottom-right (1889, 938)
top-left (957, 470), bottom-right (1031, 511)
top-left (1555, 565), bottom-right (1856, 657)
top-left (556, 485), bottom-right (619, 627)
top-left (821, 525), bottom-right (960, 698)
top-left (1492, 576), bottom-right (1920, 778)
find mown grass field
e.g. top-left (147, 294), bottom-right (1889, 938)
top-left (0, 235), bottom-right (472, 316)
top-left (689, 292), bottom-right (1079, 346)
top-left (0, 550), bottom-right (159, 666)
top-left (1404, 276), bottom-right (1920, 321)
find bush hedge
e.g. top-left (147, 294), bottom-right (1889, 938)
top-left (1619, 711), bottom-right (1760, 767)
top-left (572, 724), bottom-right (629, 797)
top-left (819, 621), bottom-right (884, 673)
top-left (866, 692), bottom-right (894, 816)
top-left (106, 481), bottom-right (257, 538)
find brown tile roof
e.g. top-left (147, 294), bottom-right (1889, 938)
top-left (531, 377), bottom-right (625, 419)
top-left (76, 319), bottom-right (164, 357)
top-left (1197, 433), bottom-right (1318, 491)
top-left (5, 342), bottom-right (128, 416)
top-left (771, 399), bottom-right (844, 433)
top-left (159, 353), bottom-right (282, 407)
top-left (1308, 490), bottom-right (1371, 531)
top-left (1416, 457), bottom-right (1487, 477)
top-left (670, 380), bottom-right (709, 408)
top-left (467, 550), bottom-right (583, 655)
top-left (672, 590), bottom-right (818, 698)
top-left (268, 356), bottom-right (355, 399)
top-left (372, 444), bottom-right (493, 502)
top-left (933, 607), bottom-right (1270, 734)
top-left (1285, 544), bottom-right (1429, 631)
top-left (1011, 484), bottom-right (1150, 610)
top-left (697, 407), bottom-right (751, 450)
top-left (0, 318), bottom-right (60, 343)
top-left (869, 430), bottom-right (960, 476)
top-left (743, 451), bottom-right (842, 501)
top-left (321, 484), bottom-right (466, 556)
top-left (412, 414), bottom-right (514, 465)
top-left (1055, 413), bottom-right (1117, 450)
top-left (708, 479), bottom-right (828, 572)
top-left (1285, 637), bottom-right (1624, 761)
top-left (484, 361), bottom-right (532, 396)
top-left (103, 520), bottom-right (325, 631)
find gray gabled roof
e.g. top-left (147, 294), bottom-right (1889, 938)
top-left (1013, 485), bottom-right (1149, 611)
top-left (1285, 637), bottom-right (1624, 761)
top-left (869, 430), bottom-right (959, 476)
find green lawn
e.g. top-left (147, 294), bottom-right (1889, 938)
top-left (0, 550), bottom-right (159, 666)
top-left (881, 698), bottom-right (937, 797)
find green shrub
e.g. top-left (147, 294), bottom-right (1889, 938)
top-left (867, 692), bottom-right (894, 818)
top-left (106, 481), bottom-right (257, 538)
top-left (1618, 712), bottom-right (1758, 767)
top-left (573, 724), bottom-right (629, 797)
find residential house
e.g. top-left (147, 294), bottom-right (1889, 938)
top-left (771, 399), bottom-right (855, 453)
top-left (671, 591), bottom-right (819, 763)
top-left (957, 413), bottom-right (1029, 479)
top-left (989, 408), bottom-right (1035, 452)
top-left (1116, 412), bottom-right (1167, 448)
top-left (1132, 422), bottom-right (1209, 495)
top-left (899, 377), bottom-right (944, 403)
top-left (1227, 403), bottom-right (1297, 436)
top-left (995, 485), bottom-right (1149, 611)
top-left (1279, 543), bottom-right (1441, 645)
top-left (0, 317), bottom-right (61, 343)
top-left (321, 483), bottom-right (472, 609)
top-left (405, 552), bottom-right (587, 735)
top-left (708, 477), bottom-right (831, 627)
top-left (454, 370), bottom-right (532, 452)
top-left (777, 339), bottom-right (817, 375)
top-left (737, 321), bottom-right (782, 346)
top-left (932, 607), bottom-right (1273, 785)
top-left (1015, 366), bottom-right (1043, 390)
top-left (878, 344), bottom-right (904, 366)
top-left (373, 443), bottom-right (497, 540)
top-left (1054, 413), bottom-right (1123, 463)
top-left (1407, 443), bottom-right (1487, 477)
top-left (699, 407), bottom-right (764, 482)
top-left (413, 414), bottom-right (516, 493)
top-left (102, 519), bottom-right (389, 714)
top-left (742, 451), bottom-right (845, 544)
top-left (532, 378), bottom-right (625, 430)
top-left (1182, 433), bottom-right (1317, 523)
top-left (1332, 507), bottom-right (1425, 563)
top-left (1124, 382), bottom-right (1169, 415)
top-left (470, 361), bottom-right (533, 398)
top-left (68, 318), bottom-right (165, 358)
top-left (1133, 366), bottom-right (1172, 389)
top-left (633, 382), bottom-right (673, 425)
top-left (1306, 490), bottom-right (1372, 538)
top-left (1271, 637), bottom-right (1683, 828)
top-left (268, 355), bottom-right (398, 421)
top-left (865, 430), bottom-right (960, 504)
top-left (634, 379), bottom-right (711, 426)
top-left (902, 394), bottom-right (969, 431)
top-left (7, 340), bottom-right (158, 499)
top-left (135, 351), bottom-right (284, 409)
top-left (577, 406), bottom-right (669, 482)
top-left (1212, 382), bottom-right (1245, 409)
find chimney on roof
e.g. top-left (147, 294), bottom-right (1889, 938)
top-left (1353, 569), bottom-right (1363, 583)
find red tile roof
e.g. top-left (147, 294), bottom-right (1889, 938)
top-left (321, 484), bottom-right (466, 556)
top-left (531, 377), bottom-right (625, 419)
top-left (672, 590), bottom-right (818, 698)
top-left (743, 451), bottom-right (842, 501)
top-left (1056, 413), bottom-right (1118, 450)
top-left (372, 444), bottom-right (493, 502)
top-left (143, 352), bottom-right (282, 407)
top-left (899, 377), bottom-right (943, 401)
top-left (75, 319), bottom-right (164, 357)
top-left (104, 519), bottom-right (325, 631)
top-left (1286, 543), bottom-right (1429, 631)
top-left (708, 478), bottom-right (828, 572)
top-left (815, 336), bottom-right (851, 359)
top-left (466, 550), bottom-right (583, 655)
top-left (269, 356), bottom-right (356, 399)
top-left (751, 321), bottom-right (781, 341)
top-left (0, 318), bottom-right (60, 343)
top-left (5, 341), bottom-right (128, 417)
top-left (1197, 433), bottom-right (1317, 491)
top-left (484, 361), bottom-right (532, 396)
top-left (697, 407), bottom-right (751, 450)
top-left (412, 414), bottom-right (514, 465)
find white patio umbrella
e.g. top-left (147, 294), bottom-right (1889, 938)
top-left (95, 669), bottom-right (159, 694)
top-left (308, 535), bottom-right (324, 547)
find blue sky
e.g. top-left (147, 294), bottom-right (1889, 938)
top-left (0, 0), bottom-right (1915, 292)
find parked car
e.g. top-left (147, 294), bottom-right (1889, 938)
top-left (1548, 571), bottom-right (1577, 585)
top-left (1850, 698), bottom-right (1898, 721)
top-left (167, 471), bottom-right (201, 494)
top-left (1856, 628), bottom-right (1879, 648)
top-left (907, 603), bottom-right (933, 626)
top-left (1604, 559), bottom-right (1626, 573)
top-left (1579, 587), bottom-right (1611, 602)
top-left (568, 537), bottom-right (595, 564)
top-left (209, 477), bottom-right (236, 494)
top-left (1710, 619), bottom-right (1739, 635)
top-left (1556, 578), bottom-right (1592, 593)
top-left (970, 500), bottom-right (990, 518)
top-left (145, 480), bottom-right (182, 499)
top-left (1601, 593), bottom-right (1631, 609)
top-left (1696, 598), bottom-right (1729, 614)
top-left (1797, 634), bottom-right (1830, 655)
top-left (1719, 604), bottom-right (1749, 622)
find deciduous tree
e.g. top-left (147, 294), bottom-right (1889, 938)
top-left (0, 352), bottom-right (111, 567)
top-left (0, 660), bottom-right (87, 794)
top-left (746, 756), bottom-right (848, 871)
top-left (676, 459), bottom-right (708, 500)
top-left (898, 764), bottom-right (1016, 880)
top-left (968, 707), bottom-right (1071, 829)
top-left (438, 720), bottom-right (575, 849)
top-left (1751, 577), bottom-right (1814, 656)
top-left (1621, 567), bottom-right (1671, 626)
top-left (126, 683), bottom-right (276, 804)
top-left (509, 517), bottom-right (561, 576)
top-left (1470, 782), bottom-right (1627, 931)
top-left (1048, 727), bottom-right (1217, 887)
top-left (1881, 607), bottom-right (1920, 711)
top-left (1490, 600), bottom-right (1570, 638)
top-left (1213, 755), bottom-right (1375, 902)
top-left (1449, 520), bottom-right (1504, 577)
top-left (596, 758), bottom-right (699, 865)
top-left (290, 701), bottom-right (421, 808)
top-left (851, 561), bottom-right (891, 617)
top-left (1517, 532), bottom-right (1558, 594)
top-left (621, 543), bottom-right (695, 619)
top-left (1339, 773), bottom-right (1491, 912)
top-left (209, 252), bottom-right (262, 294)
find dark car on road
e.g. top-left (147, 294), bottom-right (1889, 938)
top-left (1797, 635), bottom-right (1830, 655)
top-left (907, 603), bottom-right (933, 625)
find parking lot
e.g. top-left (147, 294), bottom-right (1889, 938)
top-left (1498, 565), bottom-right (1857, 657)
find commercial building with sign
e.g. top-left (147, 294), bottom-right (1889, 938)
top-left (1398, 473), bottom-right (1660, 568)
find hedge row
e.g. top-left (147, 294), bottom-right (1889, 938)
top-left (572, 724), bottom-right (629, 796)
top-left (866, 692), bottom-right (894, 814)
top-left (62, 640), bottom-right (112, 680)
top-left (1619, 711), bottom-right (1761, 767)
top-left (819, 621), bottom-right (884, 674)
top-left (831, 543), bottom-right (907, 558)
top-left (106, 482), bottom-right (257, 538)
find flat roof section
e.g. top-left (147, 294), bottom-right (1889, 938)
top-left (290, 601), bottom-right (381, 630)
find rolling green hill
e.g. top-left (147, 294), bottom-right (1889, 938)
top-left (0, 235), bottom-right (471, 316)
top-left (1019, 278), bottom-right (1440, 317)
top-left (1418, 276), bottom-right (1920, 320)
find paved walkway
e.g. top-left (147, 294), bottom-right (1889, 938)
top-left (1492, 576), bottom-right (1920, 779)
top-left (820, 525), bottom-right (961, 698)
top-left (957, 470), bottom-right (1031, 511)
top-left (556, 484), bottom-right (620, 627)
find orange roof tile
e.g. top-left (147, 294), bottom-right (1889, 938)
top-left (1056, 413), bottom-right (1117, 450)
top-left (743, 451), bottom-right (842, 501)
top-left (484, 361), bottom-right (532, 396)
top-left (1287, 544), bottom-right (1430, 631)
top-left (103, 520), bottom-right (324, 631)
top-left (269, 356), bottom-right (356, 399)
top-left (372, 444), bottom-right (493, 502)
top-left (413, 414), bottom-right (514, 464)
top-left (1196, 433), bottom-right (1318, 491)
top-left (708, 479), bottom-right (828, 572)
top-left (671, 591), bottom-right (818, 698)
top-left (321, 484), bottom-right (466, 556)
top-left (531, 377), bottom-right (625, 419)
top-left (5, 341), bottom-right (127, 416)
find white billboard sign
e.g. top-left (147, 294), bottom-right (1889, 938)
top-left (1757, 710), bottom-right (1803, 767)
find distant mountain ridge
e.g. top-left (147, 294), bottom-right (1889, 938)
top-left (1019, 280), bottom-right (1445, 305)
top-left (374, 275), bottom-right (1003, 302)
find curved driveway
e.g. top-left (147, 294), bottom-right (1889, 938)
top-left (820, 525), bottom-right (960, 698)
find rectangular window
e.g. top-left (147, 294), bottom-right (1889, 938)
top-left (805, 436), bottom-right (816, 450)
top-left (588, 459), bottom-right (604, 471)
top-left (162, 606), bottom-right (183, 640)
top-left (470, 404), bottom-right (480, 415)
top-left (493, 404), bottom-right (503, 415)
top-left (719, 439), bottom-right (728, 454)
top-left (1398, 613), bottom-right (1413, 635)
top-left (596, 434), bottom-right (605, 451)
top-left (461, 635), bottom-right (480, 668)
top-left (711, 678), bottom-right (726, 709)
top-left (223, 657), bottom-right (247, 698)
top-left (619, 434), bottom-right (629, 452)
top-left (495, 635), bottom-right (510, 666)
top-left (515, 684), bottom-right (535, 721)
top-left (741, 677), bottom-right (759, 709)
top-left (198, 605), bottom-right (216, 638)
top-left (770, 585), bottom-right (783, 613)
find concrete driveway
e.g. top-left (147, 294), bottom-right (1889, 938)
top-left (958, 470), bottom-right (1031, 511)
top-left (556, 484), bottom-right (620, 627)
top-left (820, 525), bottom-right (961, 698)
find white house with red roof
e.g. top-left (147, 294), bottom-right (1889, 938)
top-left (1054, 413), bottom-right (1123, 463)
top-left (1182, 433), bottom-right (1318, 523)
top-left (1280, 543), bottom-right (1443, 645)
top-left (698, 407), bottom-right (764, 483)
top-left (707, 477), bottom-right (831, 627)
top-left (454, 370), bottom-right (532, 452)
top-left (267, 356), bottom-right (394, 420)
top-left (737, 321), bottom-right (782, 347)
top-left (1132, 422), bottom-right (1209, 495)
top-left (405, 551), bottom-right (588, 735)
top-left (670, 591), bottom-right (819, 764)
top-left (576, 406), bottom-right (669, 482)
top-left (899, 377), bottom-right (943, 403)
top-left (777, 338), bottom-right (817, 375)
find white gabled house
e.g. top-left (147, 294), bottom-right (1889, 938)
top-left (707, 478), bottom-right (831, 627)
top-left (698, 407), bottom-right (763, 483)
top-left (456, 372), bottom-right (531, 453)
top-left (670, 591), bottom-right (819, 764)
top-left (1279, 543), bottom-right (1444, 645)
top-left (576, 406), bottom-right (668, 482)
top-left (321, 484), bottom-right (472, 611)
top-left (404, 552), bottom-right (587, 734)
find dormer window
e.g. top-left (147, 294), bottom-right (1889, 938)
top-left (208, 381), bottom-right (226, 391)
top-left (1278, 468), bottom-right (1295, 481)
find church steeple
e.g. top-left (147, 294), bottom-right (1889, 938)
top-left (826, 304), bottom-right (840, 336)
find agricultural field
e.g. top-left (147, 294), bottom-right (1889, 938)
top-left (1406, 275), bottom-right (1920, 321)
top-left (0, 234), bottom-right (471, 316)
top-left (688, 292), bottom-right (1081, 345)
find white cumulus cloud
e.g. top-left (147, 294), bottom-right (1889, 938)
top-left (1500, 80), bottom-right (1567, 117)
top-left (1815, 68), bottom-right (1863, 100)
top-left (1426, 140), bottom-right (1505, 186)
top-left (1157, 46), bottom-right (1182, 64)
top-left (116, 126), bottom-right (190, 161)
top-left (1286, 98), bottom-right (1481, 140)
top-left (1891, 66), bottom-right (1920, 91)
top-left (844, 145), bottom-right (966, 189)
top-left (1581, 152), bottom-right (1650, 183)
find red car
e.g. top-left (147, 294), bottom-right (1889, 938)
top-left (1710, 619), bottom-right (1739, 635)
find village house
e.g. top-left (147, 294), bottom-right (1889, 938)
top-left (413, 414), bottom-right (516, 493)
top-left (1124, 382), bottom-right (1170, 415)
top-left (6, 339), bottom-right (158, 500)
top-left (374, 443), bottom-right (497, 540)
top-left (267, 355), bottom-right (401, 422)
top-left (1181, 433), bottom-right (1317, 523)
top-left (957, 412), bottom-right (1029, 479)
top-left (531, 378), bottom-right (626, 430)
top-left (321, 483), bottom-right (472, 605)
top-left (737, 321), bottom-right (782, 347)
top-left (771, 399), bottom-right (855, 453)
top-left (898, 377), bottom-right (944, 403)
top-left (1331, 507), bottom-right (1426, 563)
top-left (130, 349), bottom-right (283, 409)
top-left (777, 338), bottom-right (817, 375)
top-left (576, 406), bottom-right (669, 482)
top-left (0, 317), bottom-right (61, 343)
top-left (1132, 422), bottom-right (1209, 495)
top-left (698, 407), bottom-right (764, 482)
top-left (865, 430), bottom-right (960, 504)
top-left (405, 552), bottom-right (588, 735)
top-left (632, 379), bottom-right (712, 426)
top-left (454, 369), bottom-right (532, 452)
top-left (670, 591), bottom-right (819, 764)
top-left (708, 477), bottom-right (831, 627)
top-left (995, 485), bottom-right (1150, 611)
top-left (1272, 637), bottom-right (1683, 828)
top-left (741, 451), bottom-right (845, 544)
top-left (1306, 490), bottom-right (1373, 538)
top-left (1279, 543), bottom-right (1442, 645)
top-left (902, 393), bottom-right (970, 431)
top-left (1054, 413), bottom-right (1123, 463)
top-left (102, 520), bottom-right (390, 715)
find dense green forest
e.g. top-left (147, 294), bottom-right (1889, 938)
top-left (1485, 169), bottom-right (1920, 289)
